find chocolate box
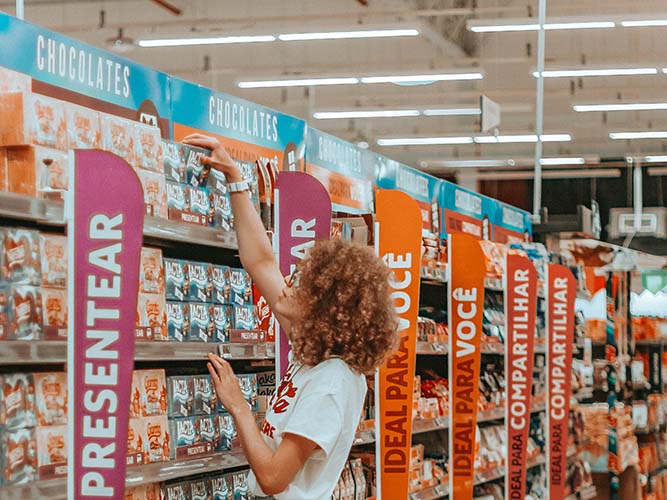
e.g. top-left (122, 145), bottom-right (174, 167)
top-left (211, 304), bottom-right (232, 343)
top-left (0, 287), bottom-right (8, 340)
top-left (197, 415), bottom-right (220, 450)
top-left (162, 481), bottom-right (191, 500)
top-left (39, 233), bottom-right (67, 288)
top-left (134, 123), bottom-right (162, 173)
top-left (131, 369), bottom-right (167, 418)
top-left (193, 375), bottom-right (218, 416)
top-left (9, 285), bottom-right (43, 340)
top-left (211, 190), bottom-right (233, 231)
top-left (211, 474), bottom-right (233, 500)
top-left (140, 415), bottom-right (170, 464)
top-left (166, 301), bottom-right (189, 342)
top-left (229, 269), bottom-right (252, 306)
top-left (183, 144), bottom-right (211, 187)
top-left (166, 182), bottom-right (210, 227)
top-left (137, 169), bottom-right (168, 219)
top-left (136, 293), bottom-right (167, 341)
top-left (0, 148), bottom-right (7, 192)
top-left (186, 261), bottom-right (212, 303)
top-left (33, 372), bottom-right (67, 426)
top-left (6, 146), bottom-right (68, 200)
top-left (190, 185), bottom-right (213, 225)
top-left (0, 92), bottom-right (67, 149)
top-left (233, 471), bottom-right (250, 500)
top-left (65, 103), bottom-right (101, 149)
top-left (126, 417), bottom-right (145, 467)
top-left (125, 483), bottom-right (163, 500)
top-left (169, 416), bottom-right (214, 460)
top-left (232, 305), bottom-right (257, 331)
top-left (101, 114), bottom-right (136, 167)
top-left (191, 478), bottom-right (212, 500)
top-left (164, 258), bottom-right (189, 301)
top-left (217, 413), bottom-right (236, 451)
top-left (237, 374), bottom-right (258, 413)
top-left (140, 247), bottom-right (165, 295)
top-left (3, 427), bottom-right (37, 485)
top-left (41, 287), bottom-right (67, 340)
top-left (1, 228), bottom-right (41, 285)
top-left (187, 302), bottom-right (212, 342)
top-left (210, 265), bottom-right (231, 305)
top-left (162, 139), bottom-right (187, 183)
top-left (167, 376), bottom-right (194, 418)
top-left (3, 373), bottom-right (36, 429)
top-left (35, 424), bottom-right (67, 479)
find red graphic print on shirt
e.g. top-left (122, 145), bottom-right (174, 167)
top-left (269, 363), bottom-right (299, 414)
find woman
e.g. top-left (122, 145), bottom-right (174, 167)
top-left (183, 134), bottom-right (398, 500)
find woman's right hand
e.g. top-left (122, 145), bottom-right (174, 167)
top-left (182, 133), bottom-right (243, 182)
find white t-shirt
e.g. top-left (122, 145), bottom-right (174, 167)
top-left (247, 358), bottom-right (367, 500)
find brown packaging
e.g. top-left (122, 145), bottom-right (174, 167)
top-left (35, 424), bottom-right (67, 479)
top-left (33, 372), bottom-right (67, 426)
top-left (0, 92), bottom-right (67, 149)
top-left (136, 293), bottom-right (168, 341)
top-left (39, 233), bottom-right (67, 288)
top-left (65, 103), bottom-right (101, 149)
top-left (137, 169), bottom-right (168, 219)
top-left (140, 247), bottom-right (165, 295)
top-left (6, 146), bottom-right (68, 200)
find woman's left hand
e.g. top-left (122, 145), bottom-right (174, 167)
top-left (207, 353), bottom-right (248, 417)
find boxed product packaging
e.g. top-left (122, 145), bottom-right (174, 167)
top-left (257, 372), bottom-right (276, 397)
top-left (0, 92), bottom-right (67, 149)
top-left (124, 483), bottom-right (163, 500)
top-left (137, 169), bottom-right (168, 219)
top-left (162, 482), bottom-right (191, 500)
top-left (164, 258), bottom-right (189, 301)
top-left (186, 261), bottom-right (212, 303)
top-left (217, 413), bottom-right (237, 451)
top-left (9, 285), bottom-right (43, 340)
top-left (2, 427), bottom-right (37, 485)
top-left (140, 247), bottom-right (165, 295)
top-left (3, 373), bottom-right (36, 429)
top-left (229, 268), bottom-right (252, 306)
top-left (1, 228), bottom-right (41, 285)
top-left (101, 114), bottom-right (135, 166)
top-left (166, 301), bottom-right (189, 342)
top-left (134, 123), bottom-right (162, 172)
top-left (183, 144), bottom-right (211, 187)
top-left (193, 375), bottom-right (218, 416)
top-left (237, 374), bottom-right (259, 413)
top-left (233, 305), bottom-right (258, 331)
top-left (131, 369), bottom-right (167, 418)
top-left (191, 477), bottom-right (212, 500)
top-left (190, 185), bottom-right (213, 225)
top-left (141, 414), bottom-right (170, 464)
top-left (35, 424), bottom-right (67, 479)
top-left (211, 304), bottom-right (233, 343)
top-left (211, 474), bottom-right (234, 500)
top-left (233, 471), bottom-right (249, 500)
top-left (162, 139), bottom-right (187, 183)
top-left (197, 414), bottom-right (220, 450)
top-left (6, 146), bottom-right (68, 200)
top-left (65, 103), bottom-right (101, 149)
top-left (211, 191), bottom-right (233, 231)
top-left (41, 287), bottom-right (67, 340)
top-left (166, 181), bottom-right (210, 227)
top-left (210, 265), bottom-right (231, 305)
top-left (136, 293), bottom-right (168, 341)
top-left (0, 287), bottom-right (9, 340)
top-left (127, 417), bottom-right (145, 466)
top-left (39, 233), bottom-right (67, 288)
top-left (187, 302), bottom-right (212, 342)
top-left (33, 372), bottom-right (67, 426)
top-left (169, 416), bottom-right (213, 460)
top-left (0, 148), bottom-right (7, 192)
top-left (167, 376), bottom-right (194, 418)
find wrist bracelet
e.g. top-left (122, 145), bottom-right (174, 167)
top-left (228, 180), bottom-right (251, 194)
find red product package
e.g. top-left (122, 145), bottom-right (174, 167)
top-left (134, 123), bottom-right (163, 172)
top-left (9, 285), bottom-right (43, 340)
top-left (101, 114), bottom-right (136, 166)
top-left (33, 372), bottom-right (67, 426)
top-left (41, 287), bottom-right (68, 340)
top-left (65, 103), bottom-right (101, 149)
top-left (137, 169), bottom-right (168, 219)
top-left (1, 228), bottom-right (41, 285)
top-left (39, 233), bottom-right (67, 288)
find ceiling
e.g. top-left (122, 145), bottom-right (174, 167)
top-left (4, 0), bottom-right (667, 179)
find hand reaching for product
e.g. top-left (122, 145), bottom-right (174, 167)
top-left (182, 134), bottom-right (243, 183)
top-left (206, 353), bottom-right (249, 417)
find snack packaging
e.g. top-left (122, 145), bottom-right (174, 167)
top-left (3, 373), bottom-right (36, 429)
top-left (136, 293), bottom-right (167, 341)
top-left (166, 301), bottom-right (189, 342)
top-left (197, 415), bottom-right (220, 450)
top-left (141, 414), bottom-right (170, 464)
top-left (33, 372), bottom-right (67, 426)
top-left (167, 376), bottom-right (194, 418)
top-left (210, 265), bottom-right (231, 305)
top-left (162, 139), bottom-right (187, 183)
top-left (183, 144), bottom-right (211, 187)
top-left (65, 103), bottom-right (101, 149)
top-left (229, 269), bottom-right (252, 306)
top-left (1, 228), bottom-right (41, 285)
top-left (6, 146), bottom-right (68, 200)
top-left (134, 123), bottom-right (162, 172)
top-left (211, 190), bottom-right (233, 231)
top-left (137, 169), bottom-right (168, 219)
top-left (125, 483), bottom-right (163, 500)
top-left (0, 148), bottom-right (7, 192)
top-left (193, 375), bottom-right (218, 416)
top-left (186, 261), bottom-right (212, 303)
top-left (126, 417), bottom-right (145, 467)
top-left (217, 413), bottom-right (236, 451)
top-left (41, 287), bottom-right (67, 340)
top-left (233, 305), bottom-right (257, 331)
top-left (233, 471), bottom-right (250, 500)
top-left (237, 374), bottom-right (258, 413)
top-left (0, 92), bottom-right (66, 149)
top-left (162, 482), bottom-right (191, 500)
top-left (3, 427), bottom-right (37, 485)
top-left (101, 114), bottom-right (135, 166)
top-left (131, 369), bottom-right (167, 418)
top-left (187, 302), bottom-right (212, 342)
top-left (189, 184), bottom-right (213, 225)
top-left (191, 478), bottom-right (212, 500)
top-left (211, 304), bottom-right (232, 343)
top-left (140, 247), bottom-right (165, 295)
top-left (35, 424), bottom-right (67, 479)
top-left (211, 474), bottom-right (233, 500)
top-left (39, 233), bottom-right (67, 288)
top-left (166, 182), bottom-right (210, 227)
top-left (9, 285), bottom-right (43, 340)
top-left (169, 416), bottom-right (213, 460)
top-left (0, 287), bottom-right (9, 340)
top-left (164, 258), bottom-right (189, 301)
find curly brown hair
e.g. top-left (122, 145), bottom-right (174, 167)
top-left (289, 239), bottom-right (398, 374)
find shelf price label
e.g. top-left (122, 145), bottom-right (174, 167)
top-left (275, 171), bottom-right (331, 378)
top-left (546, 264), bottom-right (576, 500)
top-left (448, 233), bottom-right (485, 500)
top-left (68, 151), bottom-right (144, 499)
top-left (504, 254), bottom-right (538, 500)
top-left (375, 190), bottom-right (422, 500)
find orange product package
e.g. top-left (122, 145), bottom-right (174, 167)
top-left (35, 424), bottom-right (67, 480)
top-left (137, 293), bottom-right (168, 341)
top-left (0, 148), bottom-right (7, 192)
top-left (65, 103), bottom-right (101, 149)
top-left (6, 146), bottom-right (68, 200)
top-left (101, 113), bottom-right (136, 166)
top-left (39, 233), bottom-right (67, 288)
top-left (41, 287), bottom-right (68, 340)
top-left (136, 169), bottom-right (168, 219)
top-left (140, 247), bottom-right (165, 295)
top-left (131, 369), bottom-right (167, 418)
top-left (0, 92), bottom-right (67, 149)
top-left (124, 483), bottom-right (163, 500)
top-left (140, 415), bottom-right (170, 464)
top-left (127, 417), bottom-right (145, 467)
top-left (134, 123), bottom-right (163, 172)
top-left (33, 372), bottom-right (67, 426)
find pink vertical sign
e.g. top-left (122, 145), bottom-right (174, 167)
top-left (275, 171), bottom-right (331, 378)
top-left (68, 150), bottom-right (144, 499)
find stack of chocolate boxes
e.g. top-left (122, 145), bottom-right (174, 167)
top-left (128, 369), bottom-right (170, 466)
top-left (161, 469), bottom-right (251, 500)
top-left (137, 247), bottom-right (168, 341)
top-left (165, 259), bottom-right (258, 343)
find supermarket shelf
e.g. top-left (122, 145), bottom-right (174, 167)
top-left (421, 266), bottom-right (447, 284)
top-left (565, 485), bottom-right (597, 500)
top-left (413, 417), bottom-right (448, 435)
top-left (0, 451), bottom-right (248, 500)
top-left (0, 341), bottom-right (275, 364)
top-left (0, 192), bottom-right (238, 250)
top-left (411, 483), bottom-right (449, 500)
top-left (417, 341), bottom-right (448, 355)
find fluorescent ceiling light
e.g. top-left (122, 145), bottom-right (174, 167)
top-left (545, 21), bottom-right (616, 30)
top-left (644, 155), bottom-right (667, 162)
top-left (574, 102), bottom-right (667, 112)
top-left (423, 108), bottom-right (481, 116)
top-left (540, 157), bottom-right (586, 165)
top-left (138, 35), bottom-right (276, 47)
top-left (471, 24), bottom-right (540, 33)
top-left (422, 159), bottom-right (516, 168)
top-left (610, 131), bottom-right (667, 140)
top-left (469, 21), bottom-right (614, 33)
top-left (278, 28), bottom-right (419, 41)
top-left (377, 137), bottom-right (475, 146)
top-left (474, 134), bottom-right (572, 144)
top-left (622, 20), bottom-right (667, 27)
top-left (360, 72), bottom-right (483, 84)
top-left (534, 68), bottom-right (658, 78)
top-left (476, 169), bottom-right (621, 180)
top-left (238, 77), bottom-right (359, 88)
top-left (313, 109), bottom-right (420, 119)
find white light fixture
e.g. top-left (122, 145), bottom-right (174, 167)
top-left (421, 158), bottom-right (516, 168)
top-left (622, 19), bottom-right (667, 27)
top-left (574, 103), bottom-right (667, 112)
top-left (469, 20), bottom-right (615, 33)
top-left (360, 72), bottom-right (483, 84)
top-left (644, 155), bottom-right (667, 162)
top-left (610, 131), bottom-right (667, 140)
top-left (313, 109), bottom-right (420, 119)
top-left (423, 108), bottom-right (481, 116)
top-left (539, 157), bottom-right (586, 165)
top-left (238, 77), bottom-right (359, 88)
top-left (470, 23), bottom-right (540, 33)
top-left (534, 68), bottom-right (658, 78)
top-left (476, 169), bottom-right (621, 180)
top-left (278, 28), bottom-right (419, 41)
top-left (474, 134), bottom-right (572, 144)
top-left (138, 35), bottom-right (276, 47)
top-left (546, 21), bottom-right (616, 30)
top-left (378, 133), bottom-right (571, 146)
top-left (377, 137), bottom-right (475, 146)
top-left (663, 69), bottom-right (667, 74)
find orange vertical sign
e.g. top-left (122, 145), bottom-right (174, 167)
top-left (375, 190), bottom-right (422, 500)
top-left (448, 233), bottom-right (485, 500)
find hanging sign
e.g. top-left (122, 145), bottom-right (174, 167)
top-left (375, 190), bottom-right (422, 500)
top-left (275, 171), bottom-right (331, 378)
top-left (448, 233), bottom-right (485, 500)
top-left (504, 254), bottom-right (538, 500)
top-left (68, 150), bottom-right (144, 499)
top-left (546, 264), bottom-right (576, 500)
